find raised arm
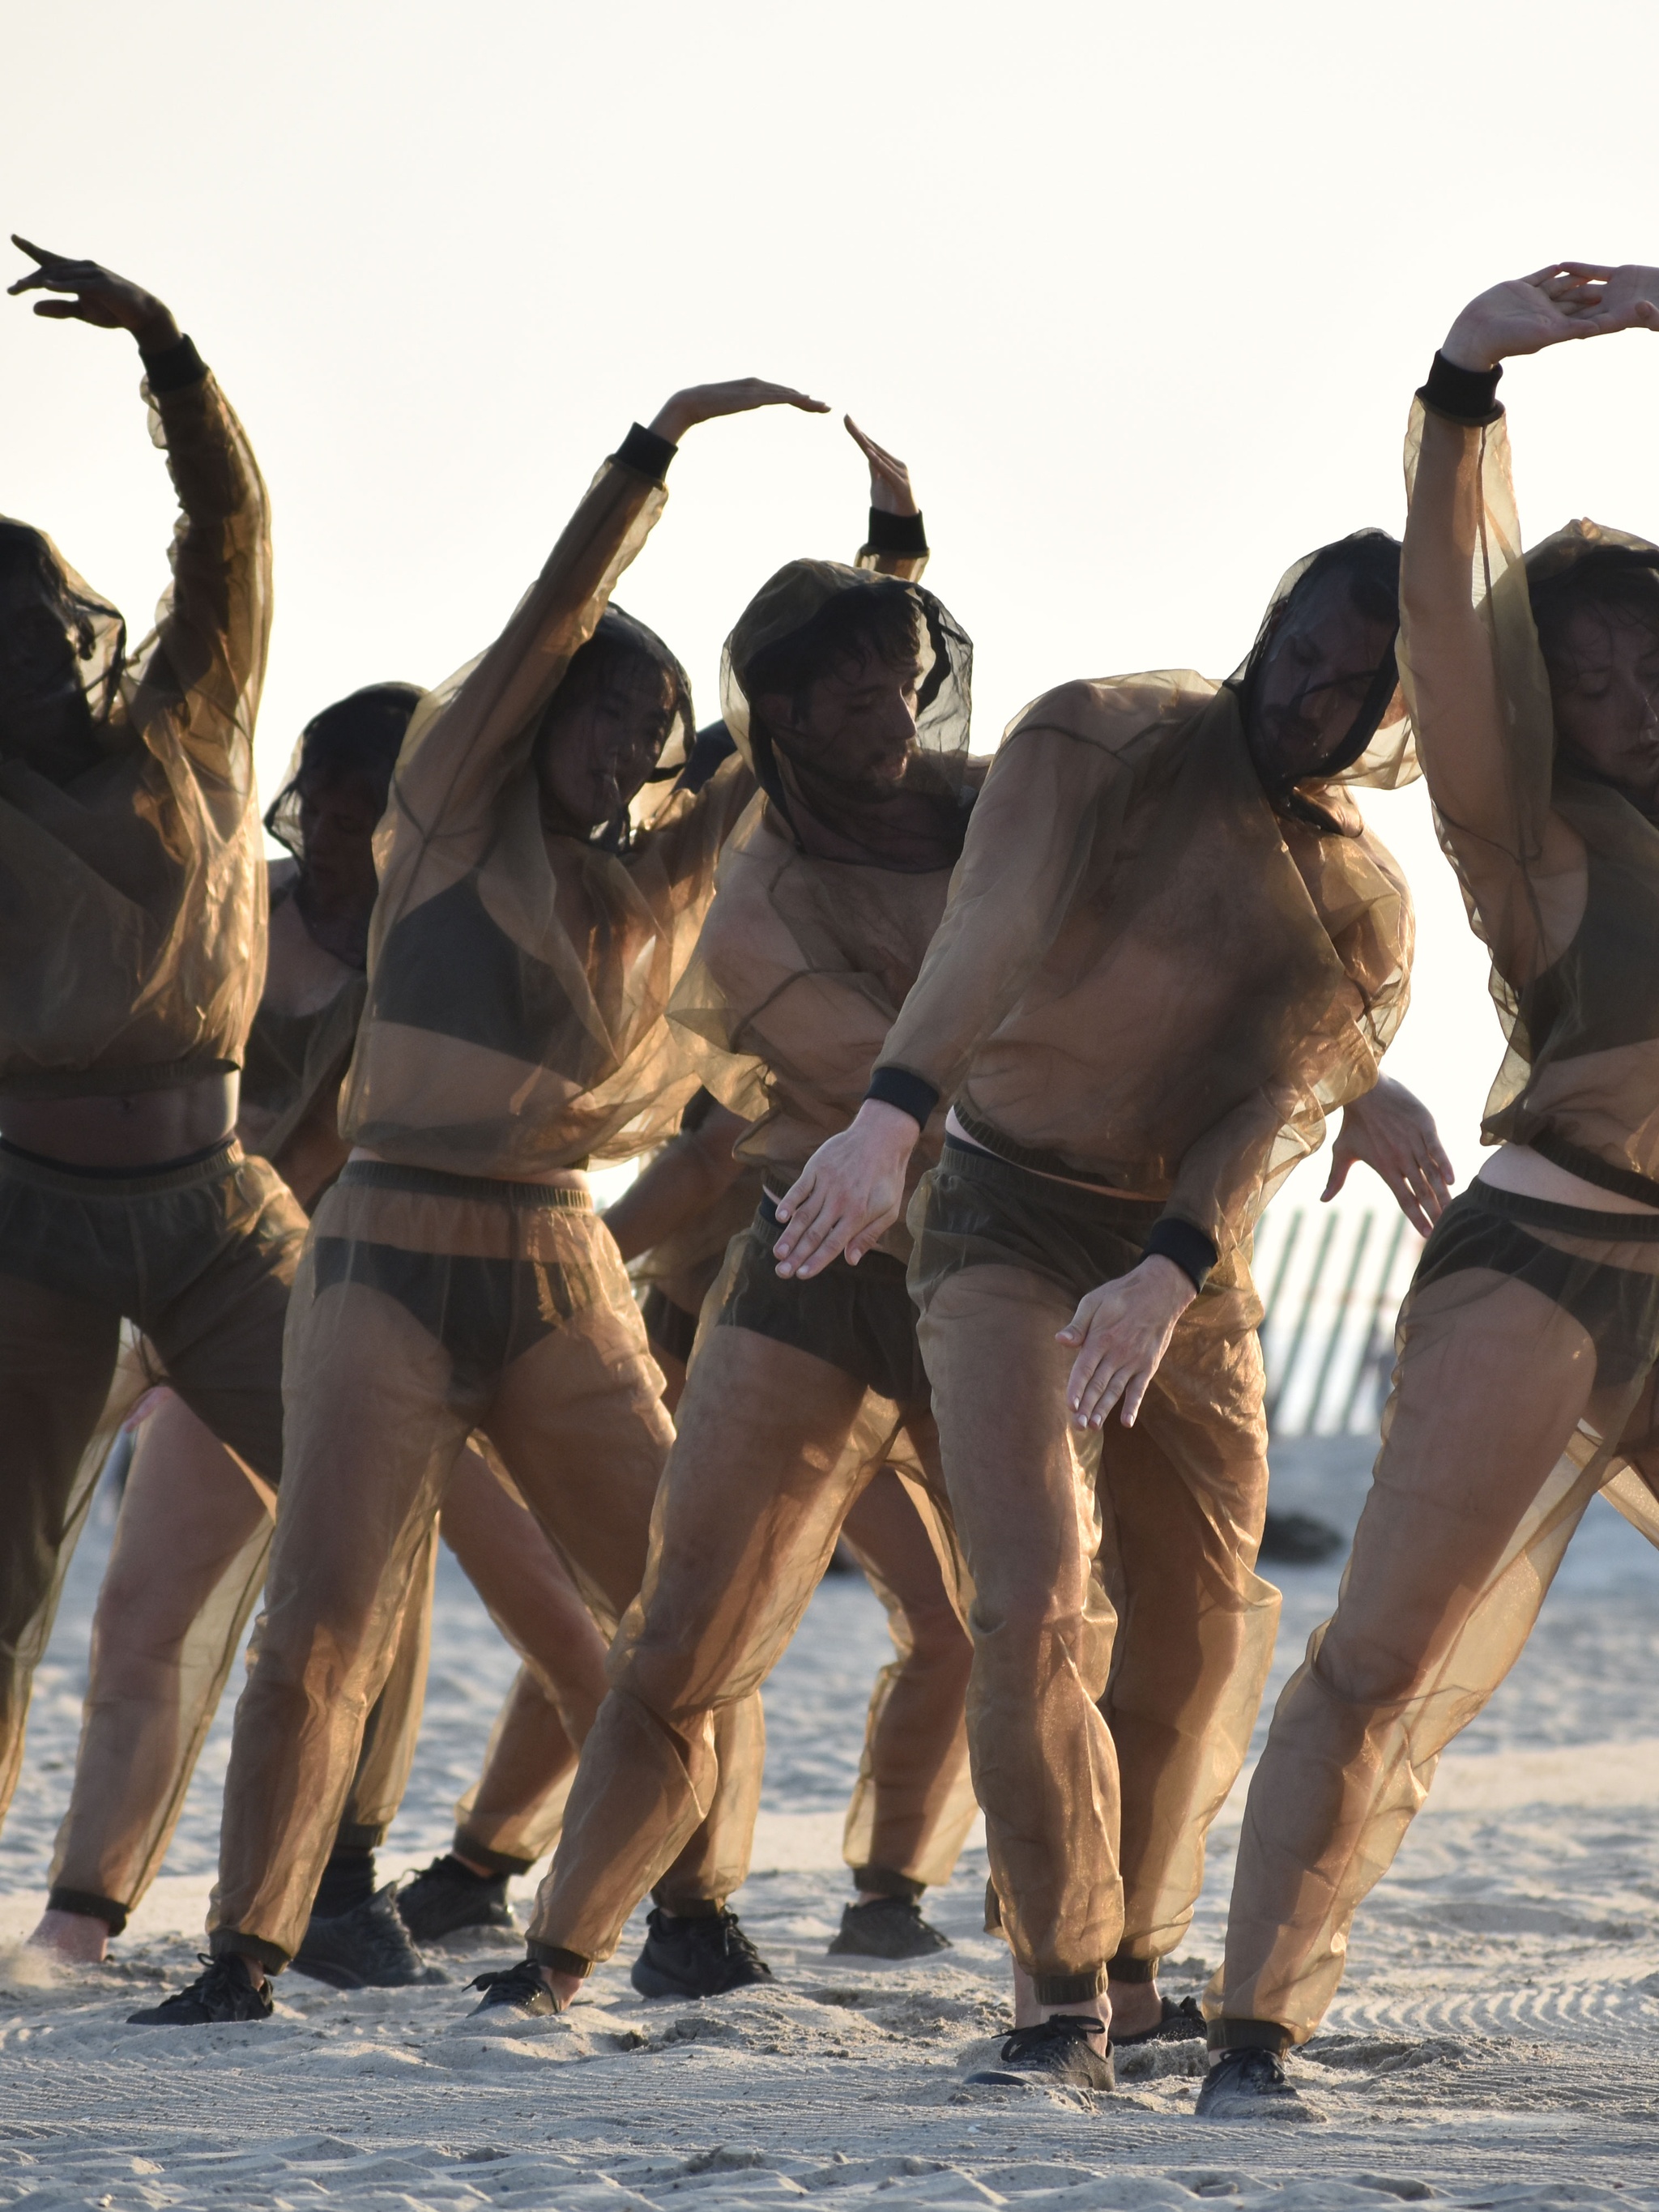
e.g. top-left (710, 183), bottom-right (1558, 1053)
top-left (846, 417), bottom-right (930, 582)
top-left (10, 237), bottom-right (271, 779)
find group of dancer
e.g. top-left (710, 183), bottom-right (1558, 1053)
top-left (2, 232), bottom-right (1656, 2119)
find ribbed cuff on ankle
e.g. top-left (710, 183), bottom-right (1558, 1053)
top-left (1206, 2014), bottom-right (1291, 2055)
top-left (527, 1941), bottom-right (591, 1976)
top-left (47, 1887), bottom-right (128, 1936)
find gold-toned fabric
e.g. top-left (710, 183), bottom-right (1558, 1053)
top-left (911, 1142), bottom-right (1275, 1999)
top-left (340, 445), bottom-right (753, 1179)
top-left (207, 1169), bottom-right (672, 1967)
top-left (1210, 397), bottom-right (1659, 2049)
top-left (878, 671), bottom-right (1414, 1264)
top-left (0, 364), bottom-right (272, 1099)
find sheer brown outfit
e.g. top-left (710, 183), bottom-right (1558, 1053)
top-left (206, 426), bottom-right (756, 1972)
top-left (865, 649), bottom-right (1414, 2004)
top-left (1212, 383), bottom-right (1659, 2052)
top-left (527, 548), bottom-right (981, 1971)
top-left (0, 338), bottom-right (290, 1835)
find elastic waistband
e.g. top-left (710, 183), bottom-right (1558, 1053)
top-left (0, 1135), bottom-right (242, 1199)
top-left (755, 1190), bottom-right (907, 1274)
top-left (1465, 1178), bottom-right (1659, 1242)
top-left (1529, 1128), bottom-right (1659, 1210)
top-left (941, 1132), bottom-right (1166, 1227)
top-left (337, 1160), bottom-right (593, 1211)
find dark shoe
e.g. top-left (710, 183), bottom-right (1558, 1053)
top-left (829, 1895), bottom-right (952, 1961)
top-left (964, 2014), bottom-right (1115, 2091)
top-left (1195, 2044), bottom-right (1311, 2119)
top-left (469, 1958), bottom-right (559, 2018)
top-left (1258, 1511), bottom-right (1344, 1566)
top-left (630, 1907), bottom-right (774, 1999)
top-left (128, 1954), bottom-right (273, 2027)
top-left (1111, 1993), bottom-right (1207, 2046)
top-left (398, 1854), bottom-right (514, 1943)
top-left (292, 1882), bottom-right (449, 1989)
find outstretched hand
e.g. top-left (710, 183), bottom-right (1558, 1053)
top-left (650, 379), bottom-right (829, 444)
top-left (1322, 1074), bottom-right (1453, 1237)
top-left (1442, 263), bottom-right (1659, 373)
top-left (1056, 1255), bottom-right (1195, 1431)
top-left (771, 1099), bottom-right (919, 1278)
top-left (8, 237), bottom-right (179, 351)
top-left (845, 417), bottom-right (918, 517)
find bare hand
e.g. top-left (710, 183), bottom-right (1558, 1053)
top-left (8, 237), bottom-right (179, 351)
top-left (1322, 1074), bottom-right (1453, 1236)
top-left (1056, 1255), bottom-right (1195, 1430)
top-left (650, 379), bottom-right (830, 444)
top-left (772, 1099), bottom-right (919, 1277)
top-left (845, 416), bottom-right (918, 517)
top-left (1441, 263), bottom-right (1657, 373)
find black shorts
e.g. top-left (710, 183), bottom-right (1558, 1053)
top-left (912, 1136), bottom-right (1167, 1311)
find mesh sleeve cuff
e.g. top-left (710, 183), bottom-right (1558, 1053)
top-left (139, 333), bottom-right (207, 393)
top-left (1418, 351), bottom-right (1503, 427)
top-left (613, 421), bottom-right (679, 482)
top-left (1144, 1217), bottom-right (1218, 1294)
top-left (864, 508), bottom-right (928, 556)
top-left (865, 1065), bottom-right (940, 1130)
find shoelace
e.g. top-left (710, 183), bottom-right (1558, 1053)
top-left (1000, 2014), bottom-right (1104, 2059)
top-left (470, 1961), bottom-right (548, 1998)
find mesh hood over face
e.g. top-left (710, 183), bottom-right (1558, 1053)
top-left (1523, 518), bottom-right (1659, 805)
top-left (720, 560), bottom-right (974, 873)
top-left (263, 682), bottom-right (425, 867)
top-left (576, 603), bottom-right (697, 850)
top-left (1229, 530), bottom-right (1418, 830)
top-left (0, 518), bottom-right (130, 749)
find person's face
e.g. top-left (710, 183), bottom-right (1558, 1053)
top-left (1546, 601), bottom-right (1659, 816)
top-left (759, 646), bottom-right (923, 789)
top-left (535, 658), bottom-right (676, 834)
top-left (0, 567), bottom-right (92, 776)
top-left (296, 769), bottom-right (385, 917)
top-left (1247, 569), bottom-right (1397, 788)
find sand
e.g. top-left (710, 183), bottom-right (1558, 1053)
top-left (4, 1440), bottom-right (1659, 2210)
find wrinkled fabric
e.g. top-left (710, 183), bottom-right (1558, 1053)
top-left (0, 362), bottom-right (271, 1098)
top-left (1211, 397), bottom-right (1659, 2049)
top-left (912, 1142), bottom-right (1276, 1996)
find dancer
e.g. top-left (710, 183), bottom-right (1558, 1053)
top-left (0, 237), bottom-right (290, 1838)
top-left (766, 535), bottom-right (1439, 2086)
top-left (132, 373), bottom-right (825, 2027)
top-left (1199, 266), bottom-right (1659, 2118)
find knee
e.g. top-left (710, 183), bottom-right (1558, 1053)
top-left (1312, 1620), bottom-right (1427, 1712)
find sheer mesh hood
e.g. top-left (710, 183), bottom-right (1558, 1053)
top-left (720, 560), bottom-right (974, 872)
top-left (0, 518), bottom-right (130, 748)
top-left (263, 682), bottom-right (425, 867)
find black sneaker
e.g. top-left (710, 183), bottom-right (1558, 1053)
top-left (1194, 2044), bottom-right (1311, 2119)
top-left (629, 1907), bottom-right (774, 1999)
top-left (1111, 1993), bottom-right (1207, 2046)
top-left (292, 1882), bottom-right (449, 1989)
top-left (829, 1895), bottom-right (952, 1960)
top-left (964, 2014), bottom-right (1115, 2091)
top-left (128, 1954), bottom-right (273, 2027)
top-left (469, 1958), bottom-right (558, 2018)
top-left (398, 1854), bottom-right (514, 1942)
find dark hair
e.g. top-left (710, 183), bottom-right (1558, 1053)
top-left (264, 681), bottom-right (422, 859)
top-left (534, 604), bottom-right (696, 851)
top-left (1530, 546), bottom-right (1659, 685)
top-left (741, 581), bottom-right (921, 724)
top-left (0, 518), bottom-right (127, 719)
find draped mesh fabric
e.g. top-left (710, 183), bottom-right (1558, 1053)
top-left (0, 362), bottom-right (272, 1097)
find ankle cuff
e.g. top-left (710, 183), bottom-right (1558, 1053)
top-left (851, 1865), bottom-right (925, 1904)
top-left (1106, 1948), bottom-right (1158, 1984)
top-left (1207, 2015), bottom-right (1290, 2056)
top-left (209, 1929), bottom-right (289, 1975)
top-left (331, 1822), bottom-right (387, 1851)
top-left (650, 1891), bottom-right (723, 1917)
top-left (1034, 1967), bottom-right (1107, 2005)
top-left (47, 1887), bottom-right (128, 1936)
top-left (527, 1941), bottom-right (591, 1976)
top-left (452, 1833), bottom-right (535, 1878)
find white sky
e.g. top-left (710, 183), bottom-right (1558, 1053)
top-left (5, 0), bottom-right (1658, 1213)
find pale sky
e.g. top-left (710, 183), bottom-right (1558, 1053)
top-left (6, 0), bottom-right (1658, 1213)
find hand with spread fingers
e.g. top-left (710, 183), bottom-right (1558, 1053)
top-left (1441, 262), bottom-right (1659, 373)
top-left (845, 416), bottom-right (917, 517)
top-left (1056, 1255), bottom-right (1196, 1433)
top-left (1323, 1074), bottom-right (1454, 1237)
top-left (8, 236), bottom-right (181, 352)
top-left (649, 379), bottom-right (830, 443)
top-left (772, 1099), bottom-right (919, 1278)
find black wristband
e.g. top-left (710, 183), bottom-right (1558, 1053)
top-left (1418, 351), bottom-right (1503, 428)
top-left (864, 508), bottom-right (928, 557)
top-left (1144, 1216), bottom-right (1218, 1294)
top-left (139, 333), bottom-right (207, 394)
top-left (865, 1064), bottom-right (940, 1131)
top-left (613, 421), bottom-right (678, 483)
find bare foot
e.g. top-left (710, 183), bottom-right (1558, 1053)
top-left (28, 1908), bottom-right (109, 1964)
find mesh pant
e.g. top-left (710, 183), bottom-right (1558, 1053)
top-left (207, 1161), bottom-right (706, 1971)
top-left (909, 1142), bottom-right (1277, 2005)
top-left (0, 1140), bottom-right (305, 1839)
top-left (1212, 1183), bottom-right (1659, 2049)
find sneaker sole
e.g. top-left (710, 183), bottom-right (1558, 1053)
top-left (827, 1934), bottom-right (953, 1960)
top-left (629, 1957), bottom-right (774, 2000)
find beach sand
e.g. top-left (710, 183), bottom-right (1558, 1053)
top-left (4, 1439), bottom-right (1659, 2209)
